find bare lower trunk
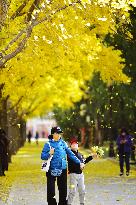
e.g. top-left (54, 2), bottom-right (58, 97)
top-left (0, 84), bottom-right (8, 131)
top-left (20, 119), bottom-right (26, 146)
top-left (0, 86), bottom-right (26, 162)
top-left (80, 127), bottom-right (86, 146)
top-left (80, 127), bottom-right (92, 148)
top-left (94, 117), bottom-right (102, 145)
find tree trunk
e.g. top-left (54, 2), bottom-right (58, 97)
top-left (108, 86), bottom-right (115, 157)
top-left (0, 84), bottom-right (9, 133)
top-left (0, 86), bottom-right (26, 162)
top-left (84, 127), bottom-right (92, 148)
top-left (80, 127), bottom-right (86, 146)
top-left (94, 117), bottom-right (102, 145)
top-left (20, 119), bottom-right (26, 146)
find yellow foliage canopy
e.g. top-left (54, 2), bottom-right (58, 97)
top-left (0, 0), bottom-right (133, 117)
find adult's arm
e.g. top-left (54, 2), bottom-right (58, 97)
top-left (41, 143), bottom-right (51, 160)
top-left (116, 136), bottom-right (121, 146)
top-left (64, 142), bottom-right (80, 164)
top-left (125, 135), bottom-right (132, 146)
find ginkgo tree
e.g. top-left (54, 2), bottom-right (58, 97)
top-left (0, 0), bottom-right (135, 123)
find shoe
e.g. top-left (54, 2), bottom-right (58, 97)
top-left (126, 172), bottom-right (129, 176)
top-left (2, 171), bottom-right (6, 176)
top-left (119, 172), bottom-right (124, 176)
top-left (0, 173), bottom-right (5, 176)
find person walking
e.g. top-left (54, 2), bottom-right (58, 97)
top-left (27, 130), bottom-right (32, 143)
top-left (0, 128), bottom-right (9, 176)
top-left (35, 131), bottom-right (39, 145)
top-left (67, 138), bottom-right (96, 205)
top-left (41, 127), bottom-right (84, 205)
top-left (116, 128), bottom-right (132, 176)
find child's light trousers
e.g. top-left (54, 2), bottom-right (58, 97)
top-left (67, 173), bottom-right (85, 205)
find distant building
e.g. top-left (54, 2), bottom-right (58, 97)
top-left (26, 114), bottom-right (57, 138)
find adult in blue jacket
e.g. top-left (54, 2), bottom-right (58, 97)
top-left (116, 128), bottom-right (132, 176)
top-left (41, 126), bottom-right (84, 205)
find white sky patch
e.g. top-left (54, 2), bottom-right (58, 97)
top-left (58, 36), bottom-right (63, 41)
top-left (59, 24), bottom-right (67, 35)
top-left (46, 0), bottom-right (50, 4)
top-left (122, 15), bottom-right (126, 19)
top-left (46, 40), bottom-right (52, 44)
top-left (34, 36), bottom-right (38, 41)
top-left (42, 36), bottom-right (46, 40)
top-left (86, 22), bottom-right (91, 26)
top-left (62, 34), bottom-right (68, 39)
top-left (41, 3), bottom-right (45, 8)
top-left (68, 34), bottom-right (72, 38)
top-left (32, 15), bottom-right (36, 19)
top-left (98, 17), bottom-right (107, 21)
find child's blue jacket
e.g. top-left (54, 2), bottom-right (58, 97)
top-left (41, 138), bottom-right (80, 170)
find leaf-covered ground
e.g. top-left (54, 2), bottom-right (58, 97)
top-left (0, 142), bottom-right (136, 205)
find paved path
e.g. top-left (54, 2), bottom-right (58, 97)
top-left (0, 142), bottom-right (135, 205)
top-left (0, 176), bottom-right (135, 205)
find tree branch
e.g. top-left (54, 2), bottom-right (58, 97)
top-left (3, 30), bottom-right (26, 53)
top-left (16, 97), bottom-right (43, 120)
top-left (0, 0), bottom-right (81, 69)
top-left (33, 0), bottom-right (80, 26)
top-left (11, 99), bottom-right (41, 125)
top-left (8, 96), bottom-right (24, 111)
top-left (0, 26), bottom-right (32, 67)
top-left (26, 0), bottom-right (41, 22)
top-left (23, 99), bottom-right (44, 116)
top-left (11, 1), bottom-right (27, 20)
top-left (7, 80), bottom-right (36, 112)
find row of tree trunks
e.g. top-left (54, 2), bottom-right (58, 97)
top-left (80, 115), bottom-right (116, 158)
top-left (0, 87), bottom-right (26, 162)
top-left (80, 118), bottom-right (103, 149)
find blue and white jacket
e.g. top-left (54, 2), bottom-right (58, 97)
top-left (41, 138), bottom-right (80, 170)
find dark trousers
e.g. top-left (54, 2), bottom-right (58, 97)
top-left (119, 152), bottom-right (130, 173)
top-left (0, 156), bottom-right (3, 176)
top-left (0, 155), bottom-right (5, 176)
top-left (46, 169), bottom-right (67, 205)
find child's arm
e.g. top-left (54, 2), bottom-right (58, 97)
top-left (84, 155), bottom-right (93, 164)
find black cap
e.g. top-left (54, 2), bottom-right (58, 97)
top-left (51, 127), bottom-right (63, 135)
